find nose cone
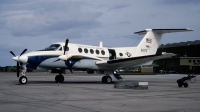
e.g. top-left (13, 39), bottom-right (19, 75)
top-left (12, 56), bottom-right (28, 63)
top-left (13, 56), bottom-right (19, 61)
top-left (19, 56), bottom-right (28, 63)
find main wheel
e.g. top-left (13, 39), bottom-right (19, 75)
top-left (102, 76), bottom-right (107, 83)
top-left (102, 76), bottom-right (112, 84)
top-left (59, 75), bottom-right (64, 82)
top-left (106, 76), bottom-right (112, 83)
top-left (19, 76), bottom-right (28, 84)
top-left (55, 75), bottom-right (64, 83)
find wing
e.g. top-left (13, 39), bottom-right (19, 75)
top-left (96, 53), bottom-right (176, 68)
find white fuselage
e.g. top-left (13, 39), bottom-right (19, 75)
top-left (22, 42), bottom-right (137, 71)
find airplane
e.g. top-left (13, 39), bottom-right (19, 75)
top-left (9, 28), bottom-right (193, 84)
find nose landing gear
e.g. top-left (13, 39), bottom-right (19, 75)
top-left (19, 65), bottom-right (28, 84)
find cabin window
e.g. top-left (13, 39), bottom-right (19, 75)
top-left (84, 48), bottom-right (88, 53)
top-left (78, 48), bottom-right (82, 53)
top-left (101, 50), bottom-right (105, 55)
top-left (96, 50), bottom-right (99, 55)
top-left (119, 53), bottom-right (123, 56)
top-left (90, 49), bottom-right (94, 54)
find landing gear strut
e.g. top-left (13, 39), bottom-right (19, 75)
top-left (55, 73), bottom-right (64, 83)
top-left (19, 66), bottom-right (28, 84)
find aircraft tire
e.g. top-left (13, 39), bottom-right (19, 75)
top-left (106, 76), bottom-right (112, 83)
top-left (102, 76), bottom-right (107, 83)
top-left (55, 75), bottom-right (64, 83)
top-left (19, 76), bottom-right (28, 84)
top-left (102, 76), bottom-right (112, 84)
top-left (59, 75), bottom-right (64, 82)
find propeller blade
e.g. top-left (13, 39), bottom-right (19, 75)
top-left (63, 38), bottom-right (69, 55)
top-left (53, 59), bottom-right (60, 62)
top-left (19, 49), bottom-right (27, 56)
top-left (17, 62), bottom-right (20, 77)
top-left (9, 51), bottom-right (16, 57)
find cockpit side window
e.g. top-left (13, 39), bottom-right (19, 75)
top-left (45, 44), bottom-right (61, 51)
top-left (59, 47), bottom-right (62, 51)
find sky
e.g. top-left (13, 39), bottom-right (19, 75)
top-left (0, 0), bottom-right (200, 66)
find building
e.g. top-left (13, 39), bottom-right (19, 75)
top-left (154, 40), bottom-right (200, 74)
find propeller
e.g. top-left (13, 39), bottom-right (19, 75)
top-left (64, 38), bottom-right (69, 55)
top-left (53, 38), bottom-right (73, 73)
top-left (53, 38), bottom-right (69, 62)
top-left (63, 38), bottom-right (73, 73)
top-left (9, 49), bottom-right (27, 77)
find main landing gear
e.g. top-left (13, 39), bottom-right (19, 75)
top-left (55, 73), bottom-right (64, 83)
top-left (102, 73), bottom-right (123, 84)
top-left (102, 75), bottom-right (112, 83)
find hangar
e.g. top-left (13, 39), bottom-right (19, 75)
top-left (153, 40), bottom-right (200, 74)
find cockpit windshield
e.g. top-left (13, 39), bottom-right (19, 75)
top-left (44, 44), bottom-right (61, 51)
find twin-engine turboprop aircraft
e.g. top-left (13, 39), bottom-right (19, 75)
top-left (9, 28), bottom-right (193, 84)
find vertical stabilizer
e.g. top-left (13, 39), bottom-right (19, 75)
top-left (134, 28), bottom-right (193, 57)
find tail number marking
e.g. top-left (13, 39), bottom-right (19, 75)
top-left (141, 49), bottom-right (147, 52)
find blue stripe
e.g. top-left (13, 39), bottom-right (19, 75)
top-left (27, 55), bottom-right (101, 69)
top-left (28, 55), bottom-right (58, 67)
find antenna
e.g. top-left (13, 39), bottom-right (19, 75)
top-left (100, 41), bottom-right (103, 47)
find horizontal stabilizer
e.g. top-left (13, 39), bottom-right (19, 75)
top-left (134, 28), bottom-right (193, 35)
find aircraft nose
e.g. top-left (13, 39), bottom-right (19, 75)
top-left (13, 56), bottom-right (28, 63)
top-left (13, 56), bottom-right (19, 61)
top-left (19, 56), bottom-right (28, 63)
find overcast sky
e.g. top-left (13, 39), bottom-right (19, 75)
top-left (1, 0), bottom-right (200, 66)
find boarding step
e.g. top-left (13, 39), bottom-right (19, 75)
top-left (114, 81), bottom-right (148, 89)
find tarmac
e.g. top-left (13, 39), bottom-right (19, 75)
top-left (0, 72), bottom-right (200, 112)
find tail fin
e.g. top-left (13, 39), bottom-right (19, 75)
top-left (134, 28), bottom-right (193, 56)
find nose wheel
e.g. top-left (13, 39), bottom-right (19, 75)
top-left (19, 76), bottom-right (28, 84)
